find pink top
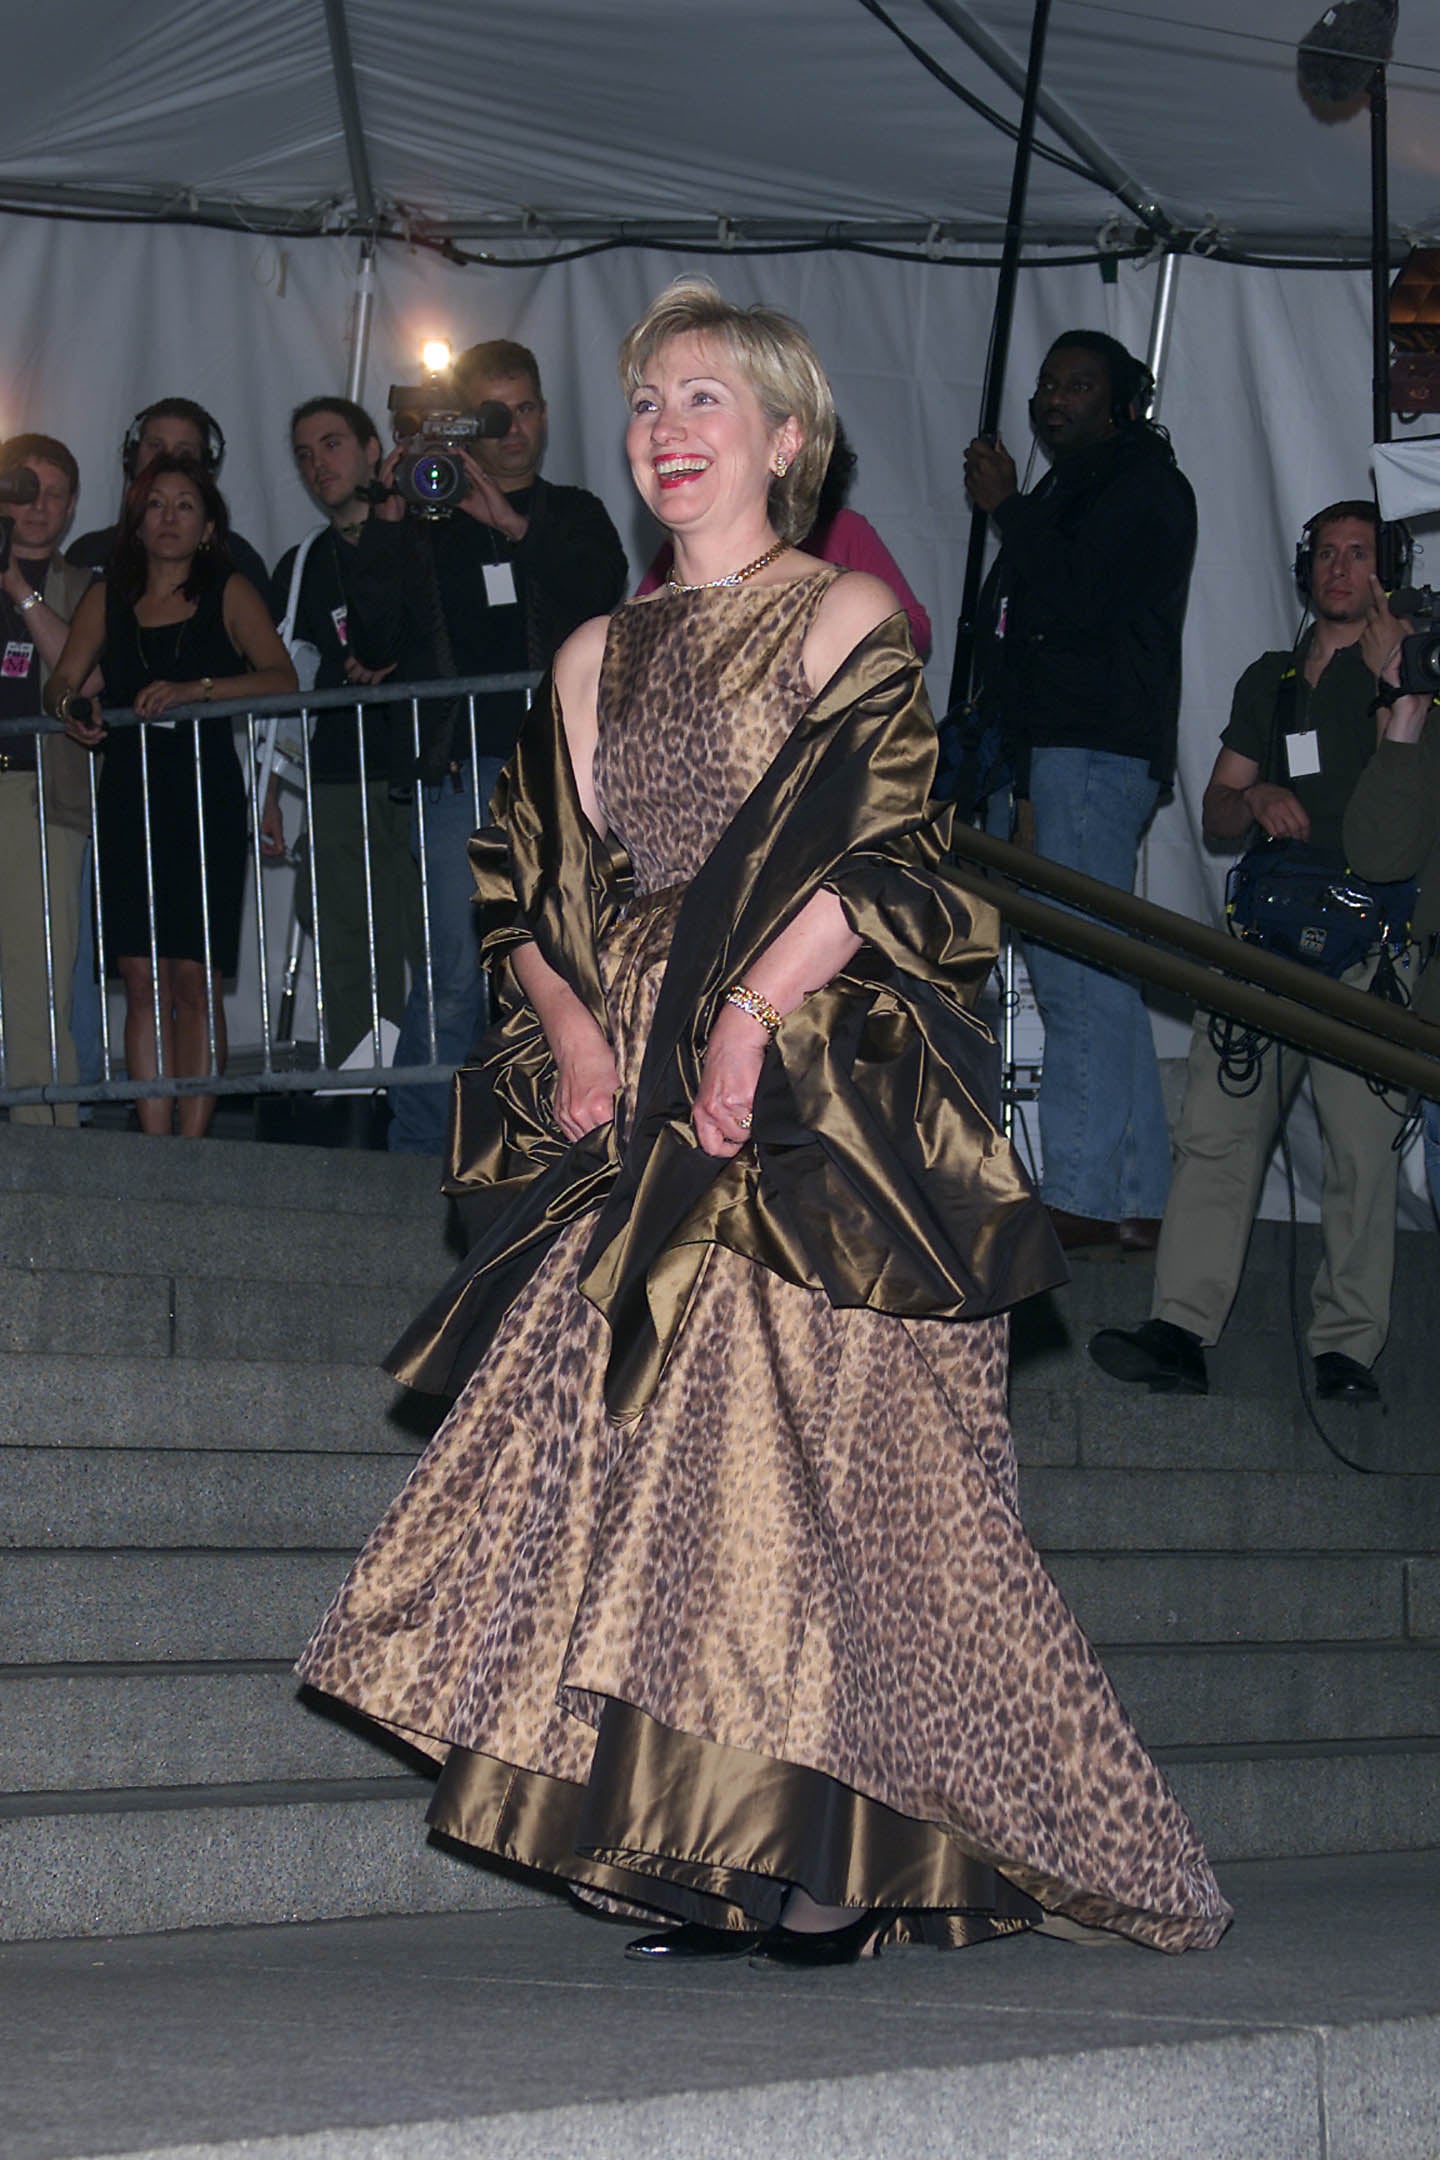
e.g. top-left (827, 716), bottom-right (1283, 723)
top-left (635, 504), bottom-right (933, 661)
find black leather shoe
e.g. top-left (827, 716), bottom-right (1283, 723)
top-left (625, 1921), bottom-right (765, 1961)
top-left (1089, 1318), bottom-right (1208, 1395)
top-left (1313, 1352), bottom-right (1381, 1403)
top-left (750, 1910), bottom-right (898, 1967)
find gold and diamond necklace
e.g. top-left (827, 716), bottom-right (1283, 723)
top-left (666, 537), bottom-right (786, 593)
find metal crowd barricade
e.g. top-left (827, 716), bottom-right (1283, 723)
top-left (6, 688), bottom-right (1440, 1119)
top-left (0, 672), bottom-right (539, 1114)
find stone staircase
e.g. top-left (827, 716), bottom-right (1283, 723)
top-left (0, 1124), bottom-right (1436, 1942)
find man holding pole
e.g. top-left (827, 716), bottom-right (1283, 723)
top-left (964, 331), bottom-right (1197, 1255)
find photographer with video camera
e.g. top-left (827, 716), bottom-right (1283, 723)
top-left (1091, 501), bottom-right (1410, 1406)
top-left (1344, 573), bottom-right (1440, 1224)
top-left (375, 338), bottom-right (628, 1155)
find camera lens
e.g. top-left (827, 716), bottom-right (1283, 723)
top-left (414, 456), bottom-right (452, 501)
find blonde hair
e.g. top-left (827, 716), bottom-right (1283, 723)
top-left (618, 276), bottom-right (836, 545)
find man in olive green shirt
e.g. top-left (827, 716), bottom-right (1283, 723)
top-left (1091, 502), bottom-right (1402, 1403)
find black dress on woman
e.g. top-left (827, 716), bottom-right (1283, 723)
top-left (96, 580), bottom-right (250, 975)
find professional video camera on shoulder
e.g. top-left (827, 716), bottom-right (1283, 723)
top-left (384, 342), bottom-right (509, 517)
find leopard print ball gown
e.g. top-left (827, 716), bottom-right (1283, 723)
top-left (297, 573), bottom-right (1231, 1955)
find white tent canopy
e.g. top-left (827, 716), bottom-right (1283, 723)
top-left (2, 2), bottom-right (1437, 252)
top-left (1, 2), bottom-right (1434, 1211)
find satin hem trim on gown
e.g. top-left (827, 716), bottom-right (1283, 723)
top-left (427, 1697), bottom-right (1051, 1949)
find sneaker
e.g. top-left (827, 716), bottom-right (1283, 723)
top-left (1088, 1318), bottom-right (1208, 1395)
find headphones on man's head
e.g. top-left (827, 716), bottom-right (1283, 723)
top-left (1041, 333), bottom-right (1156, 426)
top-left (120, 400), bottom-right (226, 480)
top-left (1293, 500), bottom-right (1413, 602)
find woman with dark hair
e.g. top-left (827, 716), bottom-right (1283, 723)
top-left (48, 456), bottom-right (295, 1135)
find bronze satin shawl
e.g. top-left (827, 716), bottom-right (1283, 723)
top-left (385, 615), bottom-right (1066, 1415)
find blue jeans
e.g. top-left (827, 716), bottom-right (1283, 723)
top-left (1425, 1098), bottom-right (1440, 1228)
top-left (388, 758), bottom-right (503, 1156)
top-left (1020, 746), bottom-right (1171, 1222)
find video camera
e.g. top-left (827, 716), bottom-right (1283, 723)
top-left (384, 378), bottom-right (510, 516)
top-left (1387, 585), bottom-right (1440, 694)
top-left (0, 464), bottom-right (40, 574)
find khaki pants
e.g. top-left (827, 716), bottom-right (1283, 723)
top-left (1152, 970), bottom-right (1401, 1366)
top-left (0, 772), bottom-right (88, 1128)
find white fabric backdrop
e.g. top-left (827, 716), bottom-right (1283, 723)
top-left (0, 215), bottom-right (1428, 1208)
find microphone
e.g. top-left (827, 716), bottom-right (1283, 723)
top-left (1297, 0), bottom-right (1399, 110)
top-left (0, 467), bottom-right (40, 505)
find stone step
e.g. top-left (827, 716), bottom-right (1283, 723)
top-left (0, 1191), bottom-right (458, 1287)
top-left (1013, 1317), bottom-right (1438, 1435)
top-left (8, 1446), bottom-right (1438, 1557)
top-left (1032, 1220), bottom-right (1440, 1330)
top-left (0, 1665), bottom-right (414, 1791)
top-left (0, 1448), bottom-right (416, 1550)
top-left (1045, 1549), bottom-right (1427, 1646)
top-left (0, 1125), bottom-right (444, 1217)
top-left (0, 1356), bottom-right (443, 1451)
top-left (6, 1641), bottom-right (1437, 1798)
top-left (0, 1779), bottom-right (548, 1943)
top-left (1011, 1386), bottom-right (1425, 1474)
top-left (1160, 1738), bottom-right (1440, 1864)
top-left (1, 1743), bottom-right (1433, 1943)
top-left (0, 1266), bottom-right (435, 1364)
top-left (4, 1551), bottom-right (344, 1663)
top-left (9, 1545), bottom-right (1435, 1671)
top-left (1104, 1641), bottom-right (1440, 1750)
top-left (1017, 1467), bottom-right (1440, 1551)
top-left (3, 1861), bottom-right (1437, 2160)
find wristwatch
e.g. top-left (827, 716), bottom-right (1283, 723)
top-left (18, 591), bottom-right (41, 614)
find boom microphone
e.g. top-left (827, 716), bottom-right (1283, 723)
top-left (1297, 0), bottom-right (1399, 110)
top-left (0, 467), bottom-right (40, 504)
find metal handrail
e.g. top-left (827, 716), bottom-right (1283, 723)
top-left (948, 822), bottom-right (1440, 1099)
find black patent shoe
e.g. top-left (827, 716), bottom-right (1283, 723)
top-left (1314, 1351), bottom-right (1381, 1403)
top-left (1089, 1318), bottom-right (1208, 1395)
top-left (625, 1920), bottom-right (765, 1961)
top-left (750, 1909), bottom-right (898, 1967)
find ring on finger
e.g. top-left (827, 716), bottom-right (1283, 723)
top-left (737, 1112), bottom-right (753, 1129)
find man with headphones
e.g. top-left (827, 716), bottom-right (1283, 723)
top-left (1091, 500), bottom-right (1406, 1404)
top-left (965, 331), bottom-right (1197, 1256)
top-left (66, 397), bottom-right (268, 590)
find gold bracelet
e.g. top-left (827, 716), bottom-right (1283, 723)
top-left (724, 982), bottom-right (783, 1037)
top-left (54, 691), bottom-right (73, 723)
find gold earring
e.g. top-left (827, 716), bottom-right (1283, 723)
top-left (774, 457), bottom-right (790, 477)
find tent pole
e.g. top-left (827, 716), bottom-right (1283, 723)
top-left (1144, 252), bottom-right (1181, 420)
top-left (1370, 66), bottom-right (1392, 446)
top-left (346, 243), bottom-right (377, 403)
top-left (323, 0), bottom-right (378, 226)
top-left (917, 0), bottom-right (1174, 244)
top-left (946, 0), bottom-right (1052, 714)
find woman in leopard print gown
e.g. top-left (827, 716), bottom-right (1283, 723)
top-left (297, 280), bottom-right (1231, 1963)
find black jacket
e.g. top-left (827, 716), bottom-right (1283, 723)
top-left (420, 477), bottom-right (628, 775)
top-left (975, 427), bottom-right (1196, 788)
top-left (270, 518), bottom-right (441, 791)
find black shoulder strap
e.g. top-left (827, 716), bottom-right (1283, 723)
top-left (1263, 664), bottom-right (1300, 785)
